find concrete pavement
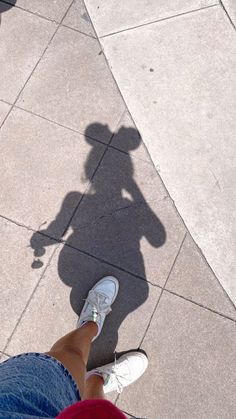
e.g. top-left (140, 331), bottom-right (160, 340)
top-left (0, 1), bottom-right (235, 418)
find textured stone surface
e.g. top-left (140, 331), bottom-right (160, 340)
top-left (7, 0), bottom-right (72, 21)
top-left (85, 0), bottom-right (217, 36)
top-left (0, 353), bottom-right (10, 363)
top-left (222, 0), bottom-right (236, 26)
top-left (101, 6), bottom-right (236, 304)
top-left (1, 3), bottom-right (235, 416)
top-left (63, 0), bottom-right (96, 36)
top-left (0, 218), bottom-right (55, 350)
top-left (0, 108), bottom-right (105, 233)
top-left (60, 148), bottom-right (185, 286)
top-left (17, 26), bottom-right (125, 143)
top-left (111, 111), bottom-right (151, 162)
top-left (166, 234), bottom-right (236, 319)
top-left (118, 291), bottom-right (236, 418)
top-left (0, 5), bottom-right (56, 103)
top-left (0, 101), bottom-right (10, 125)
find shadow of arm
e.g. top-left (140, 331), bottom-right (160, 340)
top-left (30, 191), bottom-right (80, 255)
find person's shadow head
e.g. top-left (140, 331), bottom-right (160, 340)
top-left (85, 122), bottom-right (142, 152)
top-left (30, 123), bottom-right (166, 368)
top-left (83, 122), bottom-right (143, 191)
top-left (0, 1), bottom-right (17, 25)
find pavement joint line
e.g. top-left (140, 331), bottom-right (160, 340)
top-left (139, 232), bottom-right (187, 348)
top-left (0, 211), bottom-right (163, 288)
top-left (82, 0), bottom-right (142, 148)
top-left (1, 0), bottom-right (234, 321)
top-left (13, 105), bottom-right (108, 146)
top-left (219, 0), bottom-right (236, 30)
top-left (83, 2), bottom-right (218, 294)
top-left (12, 104), bottom-right (154, 165)
top-left (1, 3), bottom-right (235, 397)
top-left (114, 394), bottom-right (119, 406)
top-left (59, 108), bottom-right (127, 238)
top-left (1, 212), bottom-right (235, 324)
top-left (163, 232), bottom-right (236, 319)
top-left (0, 351), bottom-right (11, 358)
top-left (1, 0), bottom-right (101, 34)
top-left (0, 213), bottom-right (44, 235)
top-left (46, 238), bottom-right (164, 289)
top-left (0, 166), bottom-right (233, 314)
top-left (0, 0), bottom-right (75, 130)
top-left (152, 168), bottom-right (236, 310)
top-left (192, 240), bottom-right (236, 310)
top-left (164, 288), bottom-right (236, 323)
top-left (0, 98), bottom-right (12, 106)
top-left (61, 23), bottom-right (97, 39)
top-left (0, 211), bottom-right (159, 288)
top-left (120, 411), bottom-right (136, 418)
top-left (2, 243), bottom-right (60, 355)
top-left (60, 146), bottom-right (110, 238)
top-left (59, 111), bottom-right (122, 237)
top-left (4, 199), bottom-right (233, 323)
top-left (99, 3), bottom-right (220, 39)
top-left (121, 109), bottom-right (159, 167)
top-left (43, 237), bottom-right (165, 289)
top-left (84, 0), bottom-right (234, 313)
top-left (108, 142), bottom-right (153, 164)
top-left (163, 232), bottom-right (188, 291)
top-left (0, 0), bottom-right (59, 23)
top-left (85, 0), bottom-right (181, 214)
top-left (2, 105), bottom-right (155, 177)
top-left (62, 197), bottom-right (169, 233)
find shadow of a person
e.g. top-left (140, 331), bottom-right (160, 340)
top-left (0, 1), bottom-right (16, 25)
top-left (30, 124), bottom-right (166, 368)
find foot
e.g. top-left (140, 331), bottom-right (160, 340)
top-left (87, 351), bottom-right (148, 393)
top-left (77, 276), bottom-right (119, 341)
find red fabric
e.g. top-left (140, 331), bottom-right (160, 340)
top-left (57, 399), bottom-right (127, 419)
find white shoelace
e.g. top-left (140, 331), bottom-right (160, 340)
top-left (85, 289), bottom-right (112, 316)
top-left (86, 354), bottom-right (131, 394)
top-left (102, 354), bottom-right (130, 394)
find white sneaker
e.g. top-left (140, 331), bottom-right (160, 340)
top-left (77, 276), bottom-right (119, 341)
top-left (87, 351), bottom-right (148, 393)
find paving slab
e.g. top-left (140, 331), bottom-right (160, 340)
top-left (101, 6), bottom-right (236, 304)
top-left (52, 147), bottom-right (186, 286)
top-left (111, 111), bottom-right (151, 162)
top-left (0, 101), bottom-right (10, 125)
top-left (63, 0), bottom-right (96, 36)
top-left (17, 26), bottom-right (125, 143)
top-left (84, 0), bottom-right (218, 36)
top-left (166, 233), bottom-right (236, 319)
top-left (117, 291), bottom-right (236, 419)
top-left (0, 108), bottom-right (105, 234)
top-left (0, 217), bottom-right (55, 351)
top-left (0, 4), bottom-right (57, 103)
top-left (7, 0), bottom-right (72, 21)
top-left (0, 353), bottom-right (10, 363)
top-left (6, 243), bottom-right (161, 398)
top-left (222, 0), bottom-right (236, 26)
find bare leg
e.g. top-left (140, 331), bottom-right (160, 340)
top-left (46, 322), bottom-right (98, 398)
top-left (83, 375), bottom-right (105, 400)
top-left (46, 276), bottom-right (119, 400)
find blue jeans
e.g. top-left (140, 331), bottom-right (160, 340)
top-left (0, 353), bottom-right (80, 418)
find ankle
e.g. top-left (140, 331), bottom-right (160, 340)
top-left (83, 374), bottom-right (105, 400)
top-left (86, 373), bottom-right (104, 386)
top-left (80, 321), bottom-right (98, 337)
